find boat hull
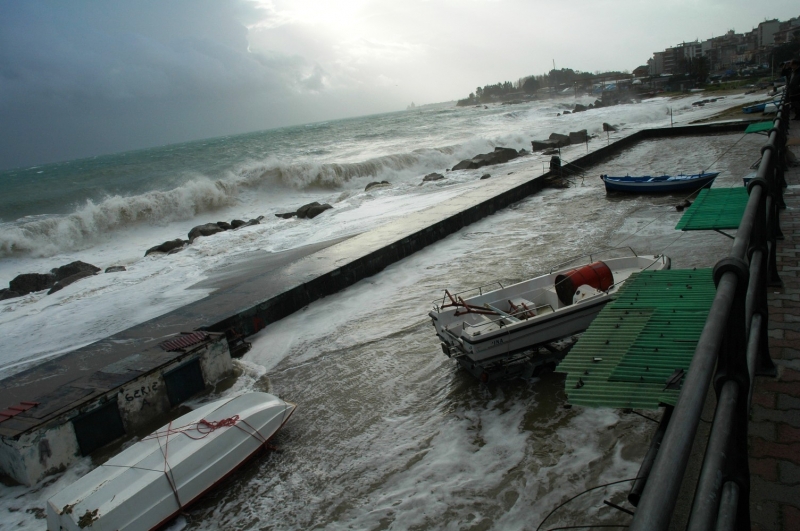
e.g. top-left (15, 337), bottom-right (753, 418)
top-left (47, 392), bottom-right (295, 531)
top-left (601, 172), bottom-right (719, 193)
top-left (429, 254), bottom-right (670, 380)
top-left (742, 103), bottom-right (766, 113)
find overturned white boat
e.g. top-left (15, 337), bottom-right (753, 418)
top-left (429, 250), bottom-right (670, 382)
top-left (47, 392), bottom-right (295, 531)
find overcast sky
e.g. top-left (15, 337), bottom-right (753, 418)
top-left (1, 0), bottom-right (798, 170)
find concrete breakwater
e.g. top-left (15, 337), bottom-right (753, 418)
top-left (0, 120), bottom-right (754, 486)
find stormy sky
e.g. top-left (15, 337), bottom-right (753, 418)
top-left (1, 0), bottom-right (797, 170)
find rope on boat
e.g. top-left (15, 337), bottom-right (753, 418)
top-left (97, 406), bottom-right (282, 512)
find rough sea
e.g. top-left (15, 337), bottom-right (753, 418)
top-left (0, 91), bottom-right (770, 530)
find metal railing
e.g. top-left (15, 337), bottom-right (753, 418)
top-left (629, 93), bottom-right (787, 529)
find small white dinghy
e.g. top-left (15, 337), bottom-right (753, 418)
top-left (429, 250), bottom-right (670, 381)
top-left (47, 392), bottom-right (295, 531)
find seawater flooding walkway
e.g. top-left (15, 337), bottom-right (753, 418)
top-left (0, 120), bottom-right (754, 486)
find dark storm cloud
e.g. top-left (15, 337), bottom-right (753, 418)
top-left (0, 0), bottom-right (325, 169)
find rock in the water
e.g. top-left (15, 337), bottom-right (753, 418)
top-left (548, 133), bottom-right (570, 147)
top-left (493, 147), bottom-right (520, 163)
top-left (568, 130), bottom-right (588, 144)
top-left (573, 103), bottom-right (587, 113)
top-left (145, 239), bottom-right (187, 256)
top-left (51, 261), bottom-right (100, 282)
top-left (9, 273), bottom-right (56, 296)
top-left (0, 288), bottom-right (21, 301)
top-left (296, 202), bottom-right (321, 219)
top-left (188, 223), bottom-right (224, 243)
top-left (216, 221), bottom-right (231, 231)
top-left (423, 173), bottom-right (445, 182)
top-left (481, 174), bottom-right (491, 180)
top-left (48, 270), bottom-right (97, 295)
top-left (517, 149), bottom-right (529, 156)
top-left (231, 219), bottom-right (247, 228)
top-left (451, 159), bottom-right (476, 171)
top-left (105, 266), bottom-right (126, 273)
top-left (365, 181), bottom-right (390, 191)
top-left (602, 122), bottom-right (618, 132)
top-left (306, 204), bottom-right (333, 219)
top-left (562, 110), bottom-right (570, 115)
top-left (275, 212), bottom-right (296, 219)
top-left (531, 140), bottom-right (557, 151)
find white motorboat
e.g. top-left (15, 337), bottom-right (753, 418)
top-left (47, 392), bottom-right (295, 531)
top-left (429, 250), bottom-right (670, 381)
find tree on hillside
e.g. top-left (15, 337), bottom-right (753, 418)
top-left (770, 39), bottom-right (800, 68)
top-left (522, 77), bottom-right (540, 93)
top-left (683, 56), bottom-right (710, 82)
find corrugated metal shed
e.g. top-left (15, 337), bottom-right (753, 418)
top-left (675, 188), bottom-right (749, 231)
top-left (558, 268), bottom-right (715, 409)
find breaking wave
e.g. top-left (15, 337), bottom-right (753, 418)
top-left (233, 147), bottom-right (460, 189)
top-left (0, 179), bottom-right (237, 257)
top-left (0, 146), bottom-right (469, 257)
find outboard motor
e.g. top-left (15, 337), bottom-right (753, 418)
top-left (555, 261), bottom-right (614, 306)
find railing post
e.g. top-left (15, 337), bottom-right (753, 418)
top-left (746, 179), bottom-right (778, 376)
top-left (711, 257), bottom-right (752, 530)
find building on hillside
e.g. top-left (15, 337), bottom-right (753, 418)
top-left (758, 19), bottom-right (781, 47)
top-left (632, 65), bottom-right (649, 78)
top-left (773, 17), bottom-right (800, 45)
top-left (650, 52), bottom-right (664, 75)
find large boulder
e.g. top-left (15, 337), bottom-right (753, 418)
top-left (603, 122), bottom-right (618, 132)
top-left (422, 172), bottom-right (445, 182)
top-left (531, 140), bottom-right (557, 151)
top-left (48, 270), bottom-right (97, 295)
top-left (451, 159), bottom-right (477, 171)
top-left (51, 261), bottom-right (100, 282)
top-left (480, 174), bottom-right (491, 180)
top-left (296, 202), bottom-right (321, 219)
top-left (568, 130), bottom-right (588, 144)
top-left (231, 219), bottom-right (248, 228)
top-left (493, 147), bottom-right (520, 163)
top-left (469, 154), bottom-right (497, 168)
top-left (573, 103), bottom-right (588, 113)
top-left (145, 239), bottom-right (187, 256)
top-left (188, 223), bottom-right (224, 243)
top-left (274, 212), bottom-right (296, 219)
top-left (216, 221), bottom-right (231, 231)
top-left (306, 204), bottom-right (333, 219)
top-left (548, 133), bottom-right (570, 147)
top-left (9, 273), bottom-right (56, 296)
top-left (365, 181), bottom-right (390, 191)
top-left (0, 289), bottom-right (21, 301)
top-left (105, 266), bottom-right (127, 273)
top-left (235, 215), bottom-right (266, 227)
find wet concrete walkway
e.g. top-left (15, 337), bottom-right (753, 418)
top-left (749, 121), bottom-right (800, 531)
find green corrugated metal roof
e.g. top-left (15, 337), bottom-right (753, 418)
top-left (675, 188), bottom-right (749, 231)
top-left (558, 268), bottom-right (715, 409)
top-left (745, 121), bottom-right (773, 134)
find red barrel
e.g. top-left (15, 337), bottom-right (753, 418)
top-left (555, 261), bottom-right (614, 305)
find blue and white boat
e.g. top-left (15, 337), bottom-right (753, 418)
top-left (600, 172), bottom-right (719, 193)
top-left (742, 103), bottom-right (767, 114)
top-left (743, 100), bottom-right (779, 114)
